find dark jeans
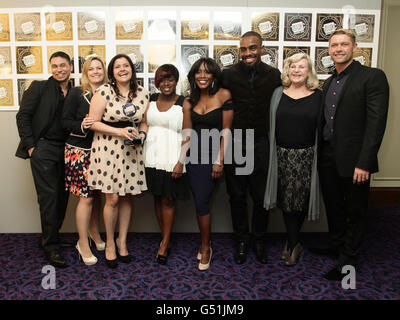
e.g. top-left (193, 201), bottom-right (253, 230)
top-left (318, 143), bottom-right (370, 266)
top-left (30, 138), bottom-right (69, 252)
top-left (224, 135), bottom-right (269, 244)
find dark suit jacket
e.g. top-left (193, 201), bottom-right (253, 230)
top-left (62, 87), bottom-right (94, 149)
top-left (320, 60), bottom-right (389, 177)
top-left (15, 76), bottom-right (62, 159)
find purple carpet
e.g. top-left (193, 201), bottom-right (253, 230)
top-left (1, 207), bottom-right (399, 300)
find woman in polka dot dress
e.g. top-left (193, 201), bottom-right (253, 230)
top-left (88, 54), bottom-right (149, 268)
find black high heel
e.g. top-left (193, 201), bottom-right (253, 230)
top-left (156, 241), bottom-right (168, 265)
top-left (115, 238), bottom-right (131, 264)
top-left (117, 251), bottom-right (132, 263)
top-left (105, 257), bottom-right (117, 269)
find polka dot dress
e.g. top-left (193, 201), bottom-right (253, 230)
top-left (88, 83), bottom-right (149, 196)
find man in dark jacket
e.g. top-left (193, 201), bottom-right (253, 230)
top-left (313, 29), bottom-right (389, 281)
top-left (222, 31), bottom-right (281, 264)
top-left (16, 51), bottom-right (73, 267)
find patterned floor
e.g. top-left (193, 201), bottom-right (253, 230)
top-left (1, 207), bottom-right (399, 300)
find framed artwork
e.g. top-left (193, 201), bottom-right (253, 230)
top-left (316, 13), bottom-right (343, 42)
top-left (214, 45), bottom-right (239, 70)
top-left (0, 46), bottom-right (12, 74)
top-left (284, 13), bottom-right (312, 41)
top-left (14, 13), bottom-right (41, 41)
top-left (78, 12), bottom-right (105, 40)
top-left (251, 12), bottom-right (280, 41)
top-left (45, 12), bottom-right (73, 41)
top-left (16, 46), bottom-right (43, 74)
top-left (0, 13), bottom-right (10, 41)
top-left (0, 79), bottom-right (13, 106)
top-left (115, 11), bottom-right (143, 40)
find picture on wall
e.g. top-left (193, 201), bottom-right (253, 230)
top-left (78, 12), bottom-right (106, 40)
top-left (214, 45), bottom-right (239, 70)
top-left (0, 79), bottom-right (13, 106)
top-left (181, 11), bottom-right (209, 40)
top-left (45, 12), bottom-right (73, 41)
top-left (14, 13), bottom-right (41, 41)
top-left (181, 45), bottom-right (209, 74)
top-left (349, 14), bottom-right (375, 43)
top-left (0, 46), bottom-right (12, 74)
top-left (16, 46), bottom-right (43, 74)
top-left (0, 13), bottom-right (10, 41)
top-left (251, 12), bottom-right (280, 41)
top-left (214, 11), bottom-right (242, 40)
top-left (315, 47), bottom-right (335, 74)
top-left (115, 11), bottom-right (143, 40)
top-left (316, 13), bottom-right (343, 42)
top-left (283, 46), bottom-right (311, 60)
top-left (78, 45), bottom-right (106, 73)
top-left (284, 13), bottom-right (312, 41)
top-left (261, 46), bottom-right (279, 68)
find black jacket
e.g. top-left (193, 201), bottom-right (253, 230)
top-left (62, 87), bottom-right (94, 149)
top-left (222, 60), bottom-right (281, 137)
top-left (320, 60), bottom-right (389, 177)
top-left (15, 76), bottom-right (65, 159)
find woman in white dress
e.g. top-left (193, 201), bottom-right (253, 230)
top-left (139, 64), bottom-right (190, 265)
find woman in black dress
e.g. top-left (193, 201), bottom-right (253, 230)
top-left (178, 58), bottom-right (233, 271)
top-left (264, 53), bottom-right (322, 266)
top-left (62, 57), bottom-right (107, 265)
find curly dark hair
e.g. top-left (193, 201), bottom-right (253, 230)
top-left (107, 54), bottom-right (138, 102)
top-left (187, 58), bottom-right (221, 107)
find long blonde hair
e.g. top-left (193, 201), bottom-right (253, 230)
top-left (281, 53), bottom-right (319, 90)
top-left (81, 56), bottom-right (107, 94)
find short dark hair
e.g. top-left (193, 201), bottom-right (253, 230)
top-left (241, 31), bottom-right (262, 44)
top-left (107, 53), bottom-right (138, 101)
top-left (154, 64), bottom-right (179, 88)
top-left (49, 51), bottom-right (71, 64)
top-left (187, 58), bottom-right (221, 107)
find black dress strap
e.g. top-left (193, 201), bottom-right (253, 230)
top-left (221, 98), bottom-right (233, 110)
top-left (175, 95), bottom-right (185, 107)
top-left (150, 93), bottom-right (160, 102)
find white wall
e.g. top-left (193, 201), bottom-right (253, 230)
top-left (0, 0), bottom-right (382, 233)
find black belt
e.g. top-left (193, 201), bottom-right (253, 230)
top-left (102, 120), bottom-right (132, 128)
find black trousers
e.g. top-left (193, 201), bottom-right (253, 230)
top-left (30, 138), bottom-right (69, 252)
top-left (224, 135), bottom-right (269, 244)
top-left (318, 143), bottom-right (370, 267)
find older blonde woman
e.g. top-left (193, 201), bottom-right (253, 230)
top-left (62, 57), bottom-right (108, 265)
top-left (264, 53), bottom-right (322, 266)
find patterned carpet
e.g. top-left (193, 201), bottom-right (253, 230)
top-left (1, 207), bottom-right (399, 300)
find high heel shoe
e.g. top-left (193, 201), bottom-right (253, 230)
top-left (197, 241), bottom-right (211, 260)
top-left (156, 241), bottom-right (168, 265)
top-left (281, 241), bottom-right (289, 260)
top-left (285, 243), bottom-right (304, 267)
top-left (88, 232), bottom-right (106, 251)
top-left (105, 245), bottom-right (117, 269)
top-left (76, 241), bottom-right (98, 266)
top-left (198, 246), bottom-right (212, 271)
top-left (115, 238), bottom-right (131, 263)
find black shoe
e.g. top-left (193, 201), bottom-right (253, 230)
top-left (254, 242), bottom-right (268, 264)
top-left (323, 266), bottom-right (345, 281)
top-left (156, 254), bottom-right (167, 265)
top-left (105, 257), bottom-right (118, 269)
top-left (59, 240), bottom-right (73, 249)
top-left (45, 250), bottom-right (67, 268)
top-left (234, 241), bottom-right (248, 265)
top-left (116, 251), bottom-right (132, 264)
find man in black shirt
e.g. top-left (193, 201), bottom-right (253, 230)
top-left (314, 29), bottom-right (389, 281)
top-left (222, 31), bottom-right (281, 264)
top-left (16, 52), bottom-right (73, 267)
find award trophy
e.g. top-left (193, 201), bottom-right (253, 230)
top-left (122, 102), bottom-right (142, 145)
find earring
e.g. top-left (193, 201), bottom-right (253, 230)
top-left (211, 80), bottom-right (215, 89)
